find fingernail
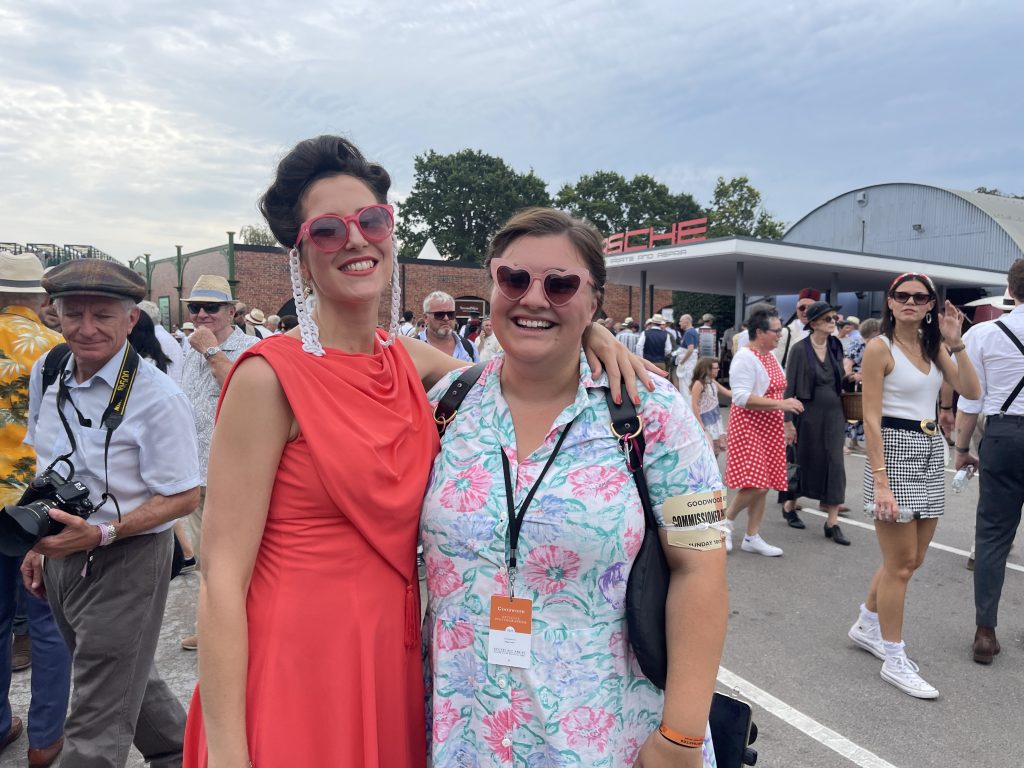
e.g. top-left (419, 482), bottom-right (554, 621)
top-left (633, 394), bottom-right (641, 405)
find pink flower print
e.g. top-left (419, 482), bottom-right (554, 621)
top-left (510, 686), bottom-right (534, 725)
top-left (522, 545), bottom-right (580, 594)
top-left (568, 466), bottom-right (627, 502)
top-left (644, 404), bottom-right (670, 446)
top-left (493, 568), bottom-right (509, 595)
top-left (432, 699), bottom-right (460, 743)
top-left (439, 464), bottom-right (493, 513)
top-left (427, 556), bottom-right (462, 598)
top-left (560, 706), bottom-right (616, 753)
top-left (435, 619), bottom-right (473, 651)
top-left (482, 707), bottom-right (516, 762)
top-left (624, 527), bottom-right (642, 559)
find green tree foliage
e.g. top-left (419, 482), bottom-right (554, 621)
top-left (706, 176), bottom-right (785, 239)
top-left (239, 224), bottom-right (278, 246)
top-left (555, 171), bottom-right (702, 236)
top-left (975, 186), bottom-right (1024, 199)
top-left (396, 150), bottom-right (551, 263)
top-left (672, 293), bottom-right (736, 336)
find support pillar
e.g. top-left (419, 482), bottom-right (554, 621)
top-left (174, 245), bottom-right (184, 325)
top-left (639, 270), bottom-right (647, 325)
top-left (734, 261), bottom-right (745, 330)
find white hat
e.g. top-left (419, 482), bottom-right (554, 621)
top-left (623, 316), bottom-right (634, 325)
top-left (844, 315), bottom-right (861, 326)
top-left (965, 289), bottom-right (1014, 311)
top-left (650, 313), bottom-right (667, 325)
top-left (182, 322), bottom-right (195, 331)
top-left (0, 250), bottom-right (45, 293)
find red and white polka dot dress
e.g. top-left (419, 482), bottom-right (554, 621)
top-left (725, 350), bottom-right (788, 490)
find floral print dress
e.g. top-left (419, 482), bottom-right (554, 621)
top-left (422, 353), bottom-right (722, 767)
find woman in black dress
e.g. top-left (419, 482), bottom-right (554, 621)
top-left (782, 300), bottom-right (850, 545)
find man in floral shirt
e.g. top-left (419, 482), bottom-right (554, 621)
top-left (0, 250), bottom-right (70, 766)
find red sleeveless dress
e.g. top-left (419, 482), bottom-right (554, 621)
top-left (183, 334), bottom-right (438, 768)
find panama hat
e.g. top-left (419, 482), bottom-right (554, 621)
top-left (245, 308), bottom-right (266, 324)
top-left (965, 289), bottom-right (1014, 311)
top-left (181, 275), bottom-right (235, 304)
top-left (0, 250), bottom-right (46, 293)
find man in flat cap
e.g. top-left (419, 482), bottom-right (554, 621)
top-left (178, 275), bottom-right (257, 650)
top-left (21, 258), bottom-right (200, 767)
top-left (0, 250), bottom-right (70, 767)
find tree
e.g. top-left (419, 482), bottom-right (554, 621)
top-left (974, 186), bottom-right (1024, 200)
top-left (555, 171), bottom-right (702, 237)
top-left (239, 224), bottom-right (278, 246)
top-left (396, 149), bottom-right (551, 263)
top-left (705, 176), bottom-right (785, 239)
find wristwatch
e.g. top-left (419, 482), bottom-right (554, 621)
top-left (203, 346), bottom-right (221, 360)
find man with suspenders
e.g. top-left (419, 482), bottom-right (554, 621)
top-left (954, 258), bottom-right (1024, 664)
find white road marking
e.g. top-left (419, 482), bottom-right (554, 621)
top-left (799, 507), bottom-right (1024, 574)
top-left (717, 666), bottom-right (900, 768)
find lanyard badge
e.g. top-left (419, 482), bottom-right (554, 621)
top-left (488, 417), bottom-right (576, 669)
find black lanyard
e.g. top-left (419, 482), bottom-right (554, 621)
top-left (499, 416), bottom-right (576, 598)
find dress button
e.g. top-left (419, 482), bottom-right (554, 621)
top-left (501, 737), bottom-right (512, 748)
top-left (497, 676), bottom-right (507, 688)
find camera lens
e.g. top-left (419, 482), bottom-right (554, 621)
top-left (0, 499), bottom-right (60, 557)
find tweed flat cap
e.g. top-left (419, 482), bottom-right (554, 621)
top-left (42, 259), bottom-right (147, 302)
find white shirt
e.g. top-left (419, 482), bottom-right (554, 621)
top-left (155, 324), bottom-right (183, 386)
top-left (773, 318), bottom-right (807, 367)
top-left (958, 304), bottom-right (1024, 416)
top-left (729, 346), bottom-right (777, 408)
top-left (26, 342), bottom-right (200, 533)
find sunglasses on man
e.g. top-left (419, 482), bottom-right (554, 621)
top-left (295, 205), bottom-right (395, 253)
top-left (431, 311), bottom-right (457, 321)
top-left (187, 303), bottom-right (231, 315)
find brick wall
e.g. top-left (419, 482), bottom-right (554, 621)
top-left (144, 246), bottom-right (673, 328)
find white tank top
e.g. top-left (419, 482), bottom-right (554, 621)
top-left (880, 336), bottom-right (943, 420)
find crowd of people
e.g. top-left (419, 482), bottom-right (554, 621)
top-left (0, 131), bottom-right (1020, 767)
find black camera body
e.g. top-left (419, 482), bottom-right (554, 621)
top-left (0, 465), bottom-right (96, 557)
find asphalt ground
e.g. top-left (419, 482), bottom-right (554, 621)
top-left (3, 424), bottom-right (1022, 767)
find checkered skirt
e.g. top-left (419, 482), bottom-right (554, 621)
top-left (863, 427), bottom-right (945, 521)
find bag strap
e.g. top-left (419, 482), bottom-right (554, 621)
top-left (603, 385), bottom-right (658, 531)
top-left (433, 362), bottom-right (486, 436)
top-left (457, 333), bottom-right (476, 360)
top-left (994, 321), bottom-right (1024, 413)
top-left (41, 343), bottom-right (72, 396)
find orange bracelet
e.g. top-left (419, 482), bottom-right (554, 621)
top-left (658, 722), bottom-right (704, 749)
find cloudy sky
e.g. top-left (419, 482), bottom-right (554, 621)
top-left (1, 0), bottom-right (1020, 262)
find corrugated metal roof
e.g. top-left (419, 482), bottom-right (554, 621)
top-left (947, 188), bottom-right (1024, 255)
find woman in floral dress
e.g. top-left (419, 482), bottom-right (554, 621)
top-left (422, 208), bottom-right (727, 768)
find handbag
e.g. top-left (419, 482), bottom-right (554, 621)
top-left (605, 387), bottom-right (758, 766)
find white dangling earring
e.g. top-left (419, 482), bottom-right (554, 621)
top-left (378, 235), bottom-right (401, 348)
top-left (289, 247), bottom-right (325, 357)
top-left (925, 312), bottom-right (932, 324)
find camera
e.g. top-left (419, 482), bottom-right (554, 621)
top-left (0, 462), bottom-right (96, 557)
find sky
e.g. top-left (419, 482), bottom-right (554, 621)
top-left (1, 0), bottom-right (1021, 263)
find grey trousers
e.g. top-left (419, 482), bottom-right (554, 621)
top-left (44, 528), bottom-right (186, 768)
top-left (975, 415), bottom-right (1024, 628)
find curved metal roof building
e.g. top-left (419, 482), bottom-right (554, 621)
top-left (784, 183), bottom-right (1024, 272)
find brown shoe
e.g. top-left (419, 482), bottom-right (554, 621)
top-left (973, 626), bottom-right (1001, 665)
top-left (28, 736), bottom-right (63, 767)
top-left (11, 634), bottom-right (30, 672)
top-left (1, 716), bottom-right (23, 753)
top-left (181, 634), bottom-right (198, 651)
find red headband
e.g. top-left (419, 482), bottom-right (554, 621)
top-left (889, 272), bottom-right (936, 294)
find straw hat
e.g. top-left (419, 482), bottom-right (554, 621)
top-left (650, 313), bottom-right (667, 325)
top-left (0, 250), bottom-right (46, 293)
top-left (181, 275), bottom-right (235, 304)
top-left (965, 289), bottom-right (1014, 311)
top-left (245, 308), bottom-right (266, 325)
top-left (182, 322), bottom-right (196, 331)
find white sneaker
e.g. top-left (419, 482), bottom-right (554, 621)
top-left (880, 654), bottom-right (938, 699)
top-left (848, 619), bottom-right (885, 660)
top-left (723, 519), bottom-right (734, 553)
top-left (741, 534), bottom-right (783, 557)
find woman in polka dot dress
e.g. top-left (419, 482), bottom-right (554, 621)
top-left (723, 305), bottom-right (805, 556)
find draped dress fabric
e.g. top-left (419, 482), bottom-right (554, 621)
top-left (725, 350), bottom-right (788, 490)
top-left (183, 333), bottom-right (438, 768)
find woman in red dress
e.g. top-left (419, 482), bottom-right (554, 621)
top-left (182, 136), bottom-right (652, 768)
top-left (723, 305), bottom-right (804, 557)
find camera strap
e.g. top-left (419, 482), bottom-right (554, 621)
top-left (55, 344), bottom-right (141, 522)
